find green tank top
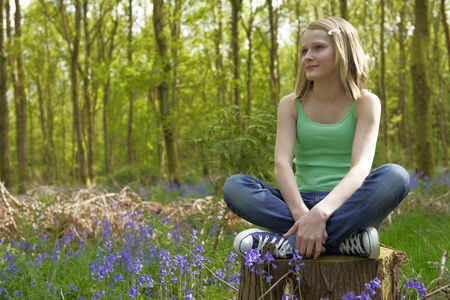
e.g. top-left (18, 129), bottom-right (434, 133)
top-left (294, 100), bottom-right (357, 193)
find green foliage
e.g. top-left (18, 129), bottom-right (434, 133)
top-left (196, 105), bottom-right (277, 186)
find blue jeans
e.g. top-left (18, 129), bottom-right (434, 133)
top-left (223, 164), bottom-right (410, 254)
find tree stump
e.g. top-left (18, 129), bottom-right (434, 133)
top-left (238, 244), bottom-right (406, 300)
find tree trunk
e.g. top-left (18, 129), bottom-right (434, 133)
top-left (440, 0), bottom-right (449, 168)
top-left (13, 0), bottom-right (28, 191)
top-left (83, 0), bottom-right (96, 183)
top-left (242, 1), bottom-right (259, 115)
top-left (267, 0), bottom-right (279, 106)
top-left (379, 0), bottom-right (390, 162)
top-left (61, 0), bottom-right (89, 185)
top-left (0, 0), bottom-right (12, 188)
top-left (230, 0), bottom-right (242, 107)
top-left (36, 77), bottom-right (51, 181)
top-left (213, 0), bottom-right (226, 104)
top-left (153, 0), bottom-right (182, 185)
top-left (397, 5), bottom-right (410, 152)
top-left (340, 0), bottom-right (348, 20)
top-left (127, 0), bottom-right (135, 165)
top-left (411, 0), bottom-right (436, 177)
top-left (43, 16), bottom-right (57, 181)
top-left (238, 245), bottom-right (406, 300)
top-left (101, 3), bottom-right (119, 175)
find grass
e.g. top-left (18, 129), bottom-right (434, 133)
top-left (0, 171), bottom-right (448, 299)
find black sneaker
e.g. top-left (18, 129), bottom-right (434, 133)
top-left (339, 227), bottom-right (380, 259)
top-left (234, 228), bottom-right (293, 258)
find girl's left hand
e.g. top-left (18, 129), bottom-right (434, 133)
top-left (284, 208), bottom-right (328, 259)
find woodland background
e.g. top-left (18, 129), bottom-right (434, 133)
top-left (0, 0), bottom-right (448, 193)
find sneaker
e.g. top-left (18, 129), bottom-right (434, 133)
top-left (234, 228), bottom-right (293, 258)
top-left (339, 227), bottom-right (380, 259)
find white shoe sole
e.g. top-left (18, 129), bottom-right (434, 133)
top-left (233, 228), bottom-right (263, 256)
top-left (366, 227), bottom-right (380, 259)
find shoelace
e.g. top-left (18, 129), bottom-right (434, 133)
top-left (255, 234), bottom-right (292, 258)
top-left (339, 233), bottom-right (367, 256)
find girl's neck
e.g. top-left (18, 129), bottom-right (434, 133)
top-left (309, 78), bottom-right (349, 103)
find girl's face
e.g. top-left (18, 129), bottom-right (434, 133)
top-left (301, 29), bottom-right (337, 82)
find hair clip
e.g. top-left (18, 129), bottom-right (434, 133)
top-left (328, 29), bottom-right (341, 36)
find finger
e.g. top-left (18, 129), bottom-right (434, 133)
top-left (313, 239), bottom-right (323, 260)
top-left (283, 223), bottom-right (298, 238)
top-left (305, 241), bottom-right (314, 258)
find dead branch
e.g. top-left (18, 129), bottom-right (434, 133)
top-left (0, 182), bottom-right (18, 230)
top-left (438, 251), bottom-right (448, 282)
top-left (426, 191), bottom-right (450, 207)
top-left (420, 283), bottom-right (450, 299)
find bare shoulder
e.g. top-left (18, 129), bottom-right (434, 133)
top-left (278, 93), bottom-right (298, 118)
top-left (355, 90), bottom-right (381, 120)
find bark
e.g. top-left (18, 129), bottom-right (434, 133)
top-left (241, 1), bottom-right (260, 115)
top-left (13, 0), bottom-right (28, 191)
top-left (411, 0), bottom-right (436, 177)
top-left (340, 0), bottom-right (348, 20)
top-left (44, 17), bottom-right (57, 181)
top-left (61, 0), bottom-right (89, 185)
top-left (212, 0), bottom-right (226, 104)
top-left (101, 2), bottom-right (119, 174)
top-left (153, 0), bottom-right (182, 185)
top-left (267, 0), bottom-right (279, 106)
top-left (82, 0), bottom-right (96, 183)
top-left (148, 87), bottom-right (164, 176)
top-left (440, 0), bottom-right (449, 167)
top-left (127, 0), bottom-right (135, 165)
top-left (0, 0), bottom-right (12, 188)
top-left (397, 6), bottom-right (409, 150)
top-left (238, 245), bottom-right (406, 300)
top-left (294, 0), bottom-right (302, 81)
top-left (379, 0), bottom-right (390, 162)
top-left (36, 77), bottom-right (51, 181)
top-left (230, 0), bottom-right (242, 107)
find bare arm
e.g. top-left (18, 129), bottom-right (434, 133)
top-left (274, 94), bottom-right (309, 221)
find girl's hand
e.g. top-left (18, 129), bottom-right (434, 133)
top-left (284, 209), bottom-right (328, 260)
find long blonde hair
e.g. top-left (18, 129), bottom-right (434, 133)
top-left (294, 17), bottom-right (368, 100)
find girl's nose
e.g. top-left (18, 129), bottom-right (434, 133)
top-left (303, 50), bottom-right (313, 60)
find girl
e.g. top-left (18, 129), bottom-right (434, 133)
top-left (223, 17), bottom-right (410, 260)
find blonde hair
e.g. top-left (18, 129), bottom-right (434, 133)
top-left (294, 17), bottom-right (368, 100)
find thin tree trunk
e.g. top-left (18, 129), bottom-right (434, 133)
top-left (379, 0), bottom-right (390, 162)
top-left (83, 0), bottom-right (95, 183)
top-left (411, 0), bottom-right (436, 177)
top-left (127, 0), bottom-right (135, 165)
top-left (397, 5), bottom-right (408, 149)
top-left (148, 87), bottom-right (164, 176)
top-left (101, 3), bottom-right (119, 174)
top-left (230, 0), bottom-right (242, 107)
top-left (36, 77), bottom-right (51, 181)
top-left (242, 1), bottom-right (259, 115)
top-left (0, 0), bottom-right (12, 188)
top-left (153, 0), bottom-right (182, 185)
top-left (340, 0), bottom-right (348, 20)
top-left (61, 0), bottom-right (89, 185)
top-left (213, 0), bottom-right (226, 104)
top-left (267, 0), bottom-right (279, 106)
top-left (13, 0), bottom-right (28, 192)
